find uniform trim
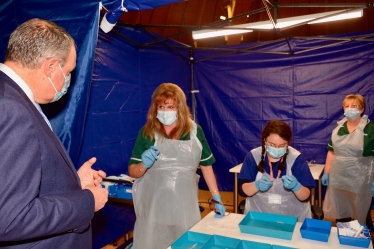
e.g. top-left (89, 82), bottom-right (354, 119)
top-left (200, 154), bottom-right (213, 162)
top-left (130, 157), bottom-right (142, 162)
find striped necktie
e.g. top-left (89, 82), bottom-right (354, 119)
top-left (34, 102), bottom-right (53, 130)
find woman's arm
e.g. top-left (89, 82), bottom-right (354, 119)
top-left (200, 165), bottom-right (220, 196)
top-left (324, 150), bottom-right (335, 174)
top-left (293, 186), bottom-right (310, 201)
top-left (241, 181), bottom-right (260, 197)
top-left (128, 162), bottom-right (147, 178)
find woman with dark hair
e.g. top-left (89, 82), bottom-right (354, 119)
top-left (238, 120), bottom-right (315, 221)
top-left (127, 83), bottom-right (225, 249)
top-left (322, 94), bottom-right (374, 225)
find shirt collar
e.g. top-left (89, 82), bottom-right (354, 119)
top-left (0, 63), bottom-right (34, 103)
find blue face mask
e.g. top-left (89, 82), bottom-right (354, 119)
top-left (266, 146), bottom-right (287, 159)
top-left (48, 64), bottom-right (71, 103)
top-left (157, 110), bottom-right (177, 126)
top-left (344, 108), bottom-right (361, 120)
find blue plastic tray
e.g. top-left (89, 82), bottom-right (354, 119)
top-left (271, 245), bottom-right (298, 249)
top-left (116, 184), bottom-right (133, 199)
top-left (338, 225), bottom-right (371, 248)
top-left (236, 240), bottom-right (272, 249)
top-left (201, 234), bottom-right (240, 249)
top-left (300, 218), bottom-right (332, 242)
top-left (170, 231), bottom-right (211, 249)
top-left (238, 211), bottom-right (297, 240)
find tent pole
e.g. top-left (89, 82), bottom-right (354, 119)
top-left (190, 48), bottom-right (196, 121)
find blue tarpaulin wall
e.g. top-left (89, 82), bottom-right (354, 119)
top-left (81, 28), bottom-right (373, 246)
top-left (82, 27), bottom-right (374, 192)
top-left (1, 1), bottom-right (374, 247)
top-left (193, 37), bottom-right (374, 190)
top-left (78, 26), bottom-right (191, 176)
top-left (0, 0), bottom-right (185, 167)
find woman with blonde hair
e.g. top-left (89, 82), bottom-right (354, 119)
top-left (322, 94), bottom-right (374, 224)
top-left (128, 83), bottom-right (225, 249)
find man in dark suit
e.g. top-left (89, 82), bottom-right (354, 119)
top-left (0, 18), bottom-right (108, 248)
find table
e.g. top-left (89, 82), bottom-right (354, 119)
top-left (229, 163), bottom-right (325, 213)
top-left (169, 211), bottom-right (373, 249)
top-left (108, 197), bottom-right (133, 205)
top-left (309, 163), bottom-right (325, 207)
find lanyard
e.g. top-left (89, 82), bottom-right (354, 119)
top-left (268, 155), bottom-right (282, 180)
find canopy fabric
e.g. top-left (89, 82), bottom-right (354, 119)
top-left (0, 0), bottom-right (185, 166)
top-left (81, 26), bottom-right (374, 192)
top-left (102, 0), bottom-right (185, 11)
top-left (78, 26), bottom-right (191, 175)
top-left (1, 1), bottom-right (374, 246)
top-left (193, 34), bottom-right (374, 190)
top-left (1, 1), bottom-right (373, 189)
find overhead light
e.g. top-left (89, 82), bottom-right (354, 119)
top-left (192, 9), bottom-right (363, 40)
top-left (308, 9), bottom-right (362, 24)
top-left (193, 28), bottom-right (252, 39)
top-left (243, 9), bottom-right (363, 29)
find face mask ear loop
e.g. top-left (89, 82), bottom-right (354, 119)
top-left (58, 64), bottom-right (67, 80)
top-left (48, 77), bottom-right (58, 93)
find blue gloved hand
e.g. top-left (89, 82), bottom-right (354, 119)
top-left (282, 175), bottom-right (301, 192)
top-left (254, 177), bottom-right (273, 192)
top-left (212, 194), bottom-right (226, 218)
top-left (141, 146), bottom-right (160, 168)
top-left (321, 173), bottom-right (329, 186)
top-left (372, 181), bottom-right (374, 197)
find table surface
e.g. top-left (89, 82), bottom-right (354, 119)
top-left (229, 163), bottom-right (325, 181)
top-left (169, 211), bottom-right (373, 249)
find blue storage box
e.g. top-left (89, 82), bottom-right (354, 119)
top-left (116, 184), bottom-right (133, 200)
top-left (101, 182), bottom-right (118, 197)
top-left (170, 231), bottom-right (211, 249)
top-left (238, 211), bottom-right (297, 240)
top-left (300, 218), bottom-right (332, 242)
top-left (201, 234), bottom-right (240, 249)
top-left (338, 225), bottom-right (371, 248)
top-left (236, 240), bottom-right (272, 249)
top-left (271, 245), bottom-right (298, 249)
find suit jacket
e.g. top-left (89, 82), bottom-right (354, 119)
top-left (0, 71), bottom-right (95, 248)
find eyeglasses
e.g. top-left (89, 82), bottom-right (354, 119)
top-left (343, 104), bottom-right (361, 109)
top-left (265, 141), bottom-right (288, 149)
top-left (208, 197), bottom-right (230, 216)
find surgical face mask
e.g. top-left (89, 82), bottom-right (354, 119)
top-left (48, 64), bottom-right (71, 103)
top-left (344, 108), bottom-right (361, 120)
top-left (157, 110), bottom-right (177, 126)
top-left (266, 145), bottom-right (287, 159)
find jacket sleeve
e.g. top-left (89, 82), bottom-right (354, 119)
top-left (0, 98), bottom-right (95, 241)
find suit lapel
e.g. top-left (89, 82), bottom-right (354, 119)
top-left (2, 74), bottom-right (81, 184)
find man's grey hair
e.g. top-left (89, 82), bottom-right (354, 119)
top-left (5, 18), bottom-right (75, 69)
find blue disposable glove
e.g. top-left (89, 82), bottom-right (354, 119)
top-left (321, 173), bottom-right (329, 186)
top-left (254, 177), bottom-right (273, 192)
top-left (282, 175), bottom-right (301, 192)
top-left (212, 194), bottom-right (226, 218)
top-left (372, 181), bottom-right (374, 197)
top-left (141, 146), bottom-right (160, 168)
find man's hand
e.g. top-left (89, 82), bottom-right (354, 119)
top-left (84, 184), bottom-right (108, 212)
top-left (77, 157), bottom-right (106, 189)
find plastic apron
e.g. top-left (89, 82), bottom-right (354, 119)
top-left (323, 115), bottom-right (373, 224)
top-left (244, 146), bottom-right (311, 222)
top-left (132, 122), bottom-right (202, 249)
